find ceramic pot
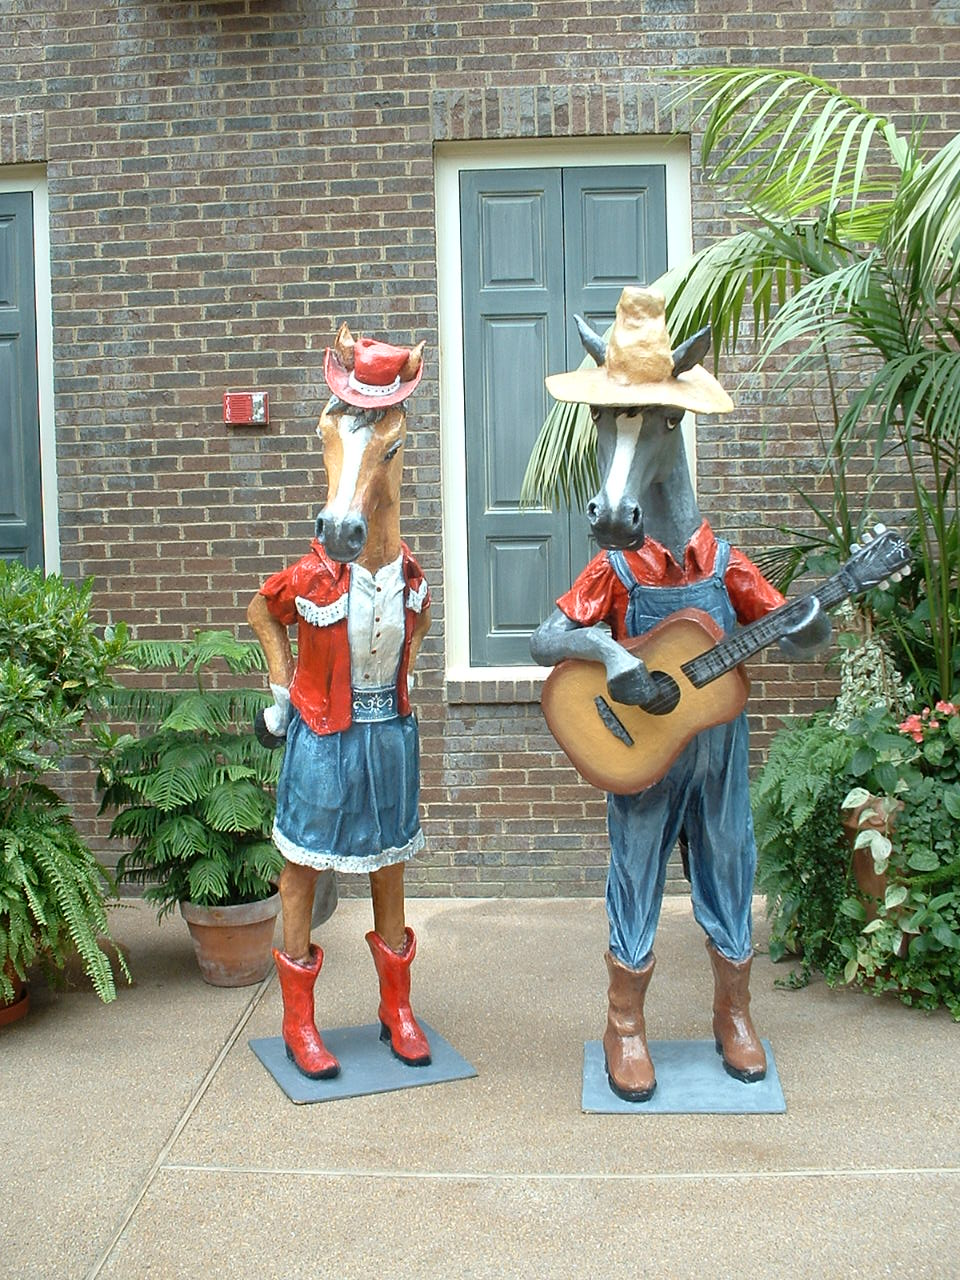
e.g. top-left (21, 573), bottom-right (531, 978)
top-left (841, 796), bottom-right (908, 957)
top-left (179, 893), bottom-right (281, 987)
top-left (0, 960), bottom-right (30, 1028)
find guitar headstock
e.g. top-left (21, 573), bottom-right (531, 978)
top-left (841, 526), bottom-right (911, 593)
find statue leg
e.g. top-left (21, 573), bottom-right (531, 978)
top-left (273, 858), bottom-right (340, 1079)
top-left (685, 717), bottom-right (765, 1082)
top-left (366, 861), bottom-right (431, 1066)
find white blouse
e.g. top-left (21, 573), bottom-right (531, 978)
top-left (347, 554), bottom-right (406, 688)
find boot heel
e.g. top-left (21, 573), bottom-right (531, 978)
top-left (379, 1019), bottom-right (391, 1044)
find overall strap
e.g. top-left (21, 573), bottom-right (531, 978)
top-left (606, 549), bottom-right (638, 591)
top-left (712, 537), bottom-right (732, 582)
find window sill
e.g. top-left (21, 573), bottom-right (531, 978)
top-left (445, 665), bottom-right (548, 705)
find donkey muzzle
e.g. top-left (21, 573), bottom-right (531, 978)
top-left (586, 495), bottom-right (644, 550)
top-left (315, 510), bottom-right (368, 563)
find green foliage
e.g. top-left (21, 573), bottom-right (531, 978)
top-left (99, 631), bottom-right (283, 916)
top-left (755, 702), bottom-right (960, 1017)
top-left (0, 562), bottom-right (129, 1002)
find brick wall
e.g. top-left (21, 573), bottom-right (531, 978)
top-left (2, 0), bottom-right (957, 897)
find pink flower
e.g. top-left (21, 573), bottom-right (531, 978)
top-left (898, 713), bottom-right (925, 743)
top-left (935, 700), bottom-right (957, 716)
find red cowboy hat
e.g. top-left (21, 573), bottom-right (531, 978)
top-left (323, 326), bottom-right (425, 409)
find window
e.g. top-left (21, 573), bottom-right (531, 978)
top-left (437, 140), bottom-right (691, 678)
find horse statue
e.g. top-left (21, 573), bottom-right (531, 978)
top-left (247, 324), bottom-right (432, 1080)
top-left (530, 287), bottom-right (832, 1103)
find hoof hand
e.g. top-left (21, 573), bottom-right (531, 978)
top-left (608, 662), bottom-right (658, 708)
top-left (254, 709), bottom-right (287, 750)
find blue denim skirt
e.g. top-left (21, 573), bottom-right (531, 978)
top-left (272, 710), bottom-right (424, 873)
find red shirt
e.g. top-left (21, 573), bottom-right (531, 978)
top-left (260, 540), bottom-right (430, 736)
top-left (557, 521), bottom-right (784, 641)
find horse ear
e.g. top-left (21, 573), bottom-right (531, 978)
top-left (400, 340), bottom-right (425, 381)
top-left (672, 325), bottom-right (712, 377)
top-left (575, 315), bottom-right (608, 366)
top-left (334, 322), bottom-right (356, 370)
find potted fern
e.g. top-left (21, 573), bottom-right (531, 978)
top-left (97, 631), bottom-right (285, 986)
top-left (0, 564), bottom-right (130, 1021)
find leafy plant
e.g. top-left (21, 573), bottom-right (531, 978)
top-left (522, 67), bottom-right (960, 702)
top-left (755, 699), bottom-right (960, 1018)
top-left (0, 562), bottom-right (130, 1003)
top-left (98, 631), bottom-right (283, 916)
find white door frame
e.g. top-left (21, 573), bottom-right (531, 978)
top-left (435, 137), bottom-right (693, 681)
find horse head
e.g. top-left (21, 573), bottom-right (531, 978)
top-left (576, 316), bottom-right (712, 552)
top-left (314, 325), bottom-right (423, 564)
top-left (314, 397), bottom-right (409, 563)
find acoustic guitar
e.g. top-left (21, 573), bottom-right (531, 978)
top-left (540, 529), bottom-right (911, 795)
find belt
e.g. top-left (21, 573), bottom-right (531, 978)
top-left (351, 684), bottom-right (398, 722)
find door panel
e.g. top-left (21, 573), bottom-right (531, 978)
top-left (461, 169), bottom-right (569, 665)
top-left (459, 165), bottom-right (668, 666)
top-left (0, 192), bottom-right (42, 567)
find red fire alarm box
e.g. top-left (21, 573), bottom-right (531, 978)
top-left (223, 390), bottom-right (269, 426)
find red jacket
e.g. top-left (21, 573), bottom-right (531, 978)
top-left (260, 540), bottom-right (429, 736)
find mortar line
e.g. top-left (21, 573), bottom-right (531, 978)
top-left (83, 971), bottom-right (276, 1280)
top-left (157, 1162), bottom-right (960, 1184)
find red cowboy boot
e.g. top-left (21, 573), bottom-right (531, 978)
top-left (366, 926), bottom-right (431, 1066)
top-left (603, 951), bottom-right (657, 1102)
top-left (273, 945), bottom-right (340, 1079)
top-left (707, 940), bottom-right (767, 1083)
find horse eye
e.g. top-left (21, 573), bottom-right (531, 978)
top-left (384, 441), bottom-right (403, 463)
top-left (590, 406), bottom-right (601, 423)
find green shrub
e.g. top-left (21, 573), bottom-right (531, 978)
top-left (0, 563), bottom-right (129, 1002)
top-left (98, 631), bottom-right (283, 916)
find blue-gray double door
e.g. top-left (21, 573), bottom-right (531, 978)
top-left (0, 191), bottom-right (43, 567)
top-left (460, 165), bottom-right (668, 666)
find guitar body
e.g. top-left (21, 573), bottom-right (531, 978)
top-left (540, 609), bottom-right (751, 795)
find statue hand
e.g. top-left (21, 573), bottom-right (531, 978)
top-left (779, 597), bottom-right (832, 659)
top-left (255, 682), bottom-right (291, 749)
top-left (607, 658), bottom-right (659, 708)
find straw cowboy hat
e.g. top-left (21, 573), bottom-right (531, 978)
top-left (324, 322), bottom-right (425, 410)
top-left (545, 287), bottom-right (733, 415)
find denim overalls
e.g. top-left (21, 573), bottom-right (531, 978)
top-left (604, 539), bottom-right (756, 968)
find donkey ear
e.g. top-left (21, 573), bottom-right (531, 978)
top-left (575, 315), bottom-right (608, 366)
top-left (400, 340), bottom-right (425, 381)
top-left (334, 322), bottom-right (356, 370)
top-left (672, 325), bottom-right (712, 377)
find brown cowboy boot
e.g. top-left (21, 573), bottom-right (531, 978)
top-left (273, 945), bottom-right (341, 1080)
top-left (602, 951), bottom-right (656, 1102)
top-left (706, 940), bottom-right (767, 1083)
top-left (366, 926), bottom-right (431, 1066)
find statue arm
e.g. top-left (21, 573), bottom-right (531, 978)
top-left (246, 592), bottom-right (296, 746)
top-left (531, 608), bottom-right (658, 706)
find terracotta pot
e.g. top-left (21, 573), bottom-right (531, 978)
top-left (841, 796), bottom-right (909, 957)
top-left (179, 893), bottom-right (281, 987)
top-left (0, 960), bottom-right (30, 1028)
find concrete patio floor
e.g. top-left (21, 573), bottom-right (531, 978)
top-left (2, 894), bottom-right (958, 1279)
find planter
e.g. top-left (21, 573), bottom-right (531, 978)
top-left (0, 961), bottom-right (30, 1028)
top-left (180, 893), bottom-right (281, 987)
top-left (841, 795), bottom-right (909, 957)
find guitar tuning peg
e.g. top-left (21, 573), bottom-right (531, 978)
top-left (890, 571), bottom-right (903, 583)
top-left (902, 564), bottom-right (911, 576)
top-left (873, 522), bottom-right (887, 534)
top-left (851, 542), bottom-right (861, 554)
top-left (879, 580), bottom-right (890, 591)
top-left (862, 529), bottom-right (874, 542)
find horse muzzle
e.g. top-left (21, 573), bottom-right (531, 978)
top-left (315, 510), bottom-right (368, 563)
top-left (586, 495), bottom-right (644, 550)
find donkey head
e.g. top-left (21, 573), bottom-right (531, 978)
top-left (578, 317), bottom-right (712, 551)
top-left (314, 398), bottom-right (408, 563)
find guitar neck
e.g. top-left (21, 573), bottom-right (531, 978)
top-left (682, 573), bottom-right (852, 688)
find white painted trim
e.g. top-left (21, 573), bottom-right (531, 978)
top-left (435, 137), bottom-right (694, 679)
top-left (0, 165), bottom-right (59, 572)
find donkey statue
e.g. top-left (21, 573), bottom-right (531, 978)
top-left (530, 287), bottom-right (831, 1102)
top-left (247, 324), bottom-right (432, 1080)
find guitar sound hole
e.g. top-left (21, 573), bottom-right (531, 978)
top-left (644, 670), bottom-right (681, 716)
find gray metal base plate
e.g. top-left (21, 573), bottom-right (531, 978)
top-left (582, 1038), bottom-right (786, 1114)
top-left (250, 1022), bottom-right (477, 1104)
